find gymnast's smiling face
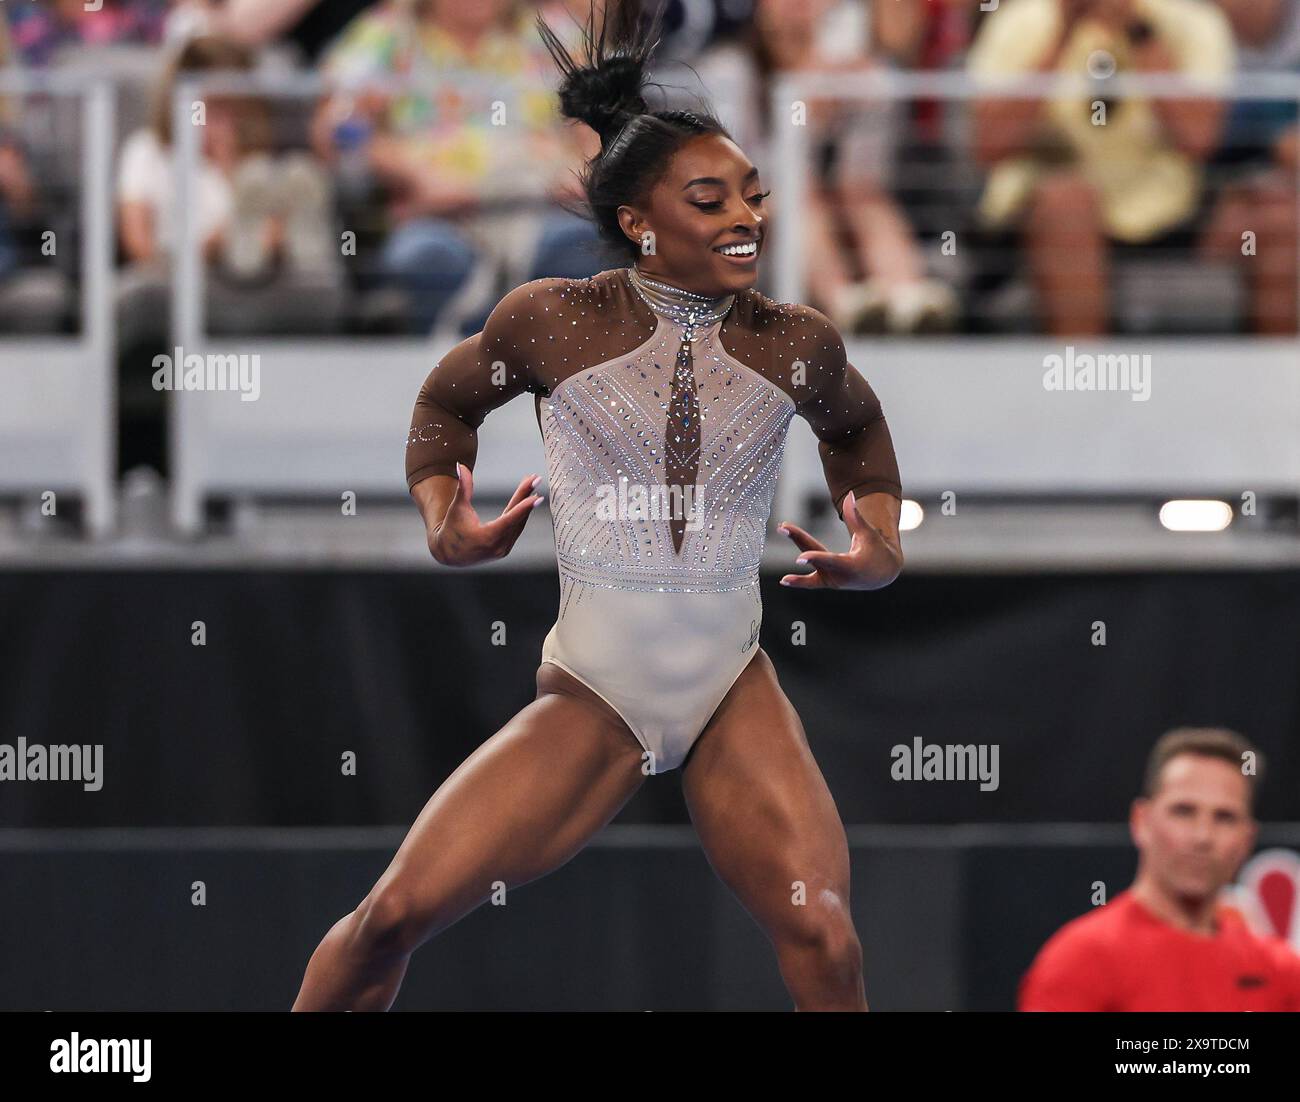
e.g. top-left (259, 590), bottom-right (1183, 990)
top-left (616, 133), bottom-right (769, 298)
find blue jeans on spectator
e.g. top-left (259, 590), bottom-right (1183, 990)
top-left (381, 207), bottom-right (611, 335)
top-left (0, 201), bottom-right (19, 282)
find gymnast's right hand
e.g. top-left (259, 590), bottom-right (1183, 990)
top-left (424, 463), bottom-right (545, 566)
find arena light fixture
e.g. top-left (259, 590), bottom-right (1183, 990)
top-left (1158, 500), bottom-right (1233, 532)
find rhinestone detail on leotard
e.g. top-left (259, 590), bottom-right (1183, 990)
top-left (540, 285), bottom-right (795, 607)
top-left (627, 266), bottom-right (738, 556)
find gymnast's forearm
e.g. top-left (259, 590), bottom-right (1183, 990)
top-left (849, 492), bottom-right (905, 590)
top-left (855, 532), bottom-right (903, 589)
top-left (411, 474), bottom-right (460, 554)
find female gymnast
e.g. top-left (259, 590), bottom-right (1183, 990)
top-left (293, 1), bottom-right (903, 1012)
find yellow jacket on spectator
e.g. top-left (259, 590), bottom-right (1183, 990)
top-left (968, 0), bottom-right (1235, 242)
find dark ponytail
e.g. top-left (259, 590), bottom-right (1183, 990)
top-left (536, 1), bottom-right (731, 262)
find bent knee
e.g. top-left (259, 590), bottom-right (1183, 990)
top-left (352, 882), bottom-right (429, 958)
top-left (774, 890), bottom-right (862, 970)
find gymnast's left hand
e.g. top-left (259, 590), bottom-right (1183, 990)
top-left (777, 491), bottom-right (903, 591)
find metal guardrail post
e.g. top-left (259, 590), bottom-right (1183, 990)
top-left (771, 75), bottom-right (809, 308)
top-left (1295, 89), bottom-right (1300, 360)
top-left (81, 80), bottom-right (115, 537)
top-left (170, 78), bottom-right (205, 535)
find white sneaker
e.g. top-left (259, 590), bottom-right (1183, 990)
top-left (829, 280), bottom-right (889, 335)
top-left (885, 279), bottom-right (959, 334)
top-left (223, 154), bottom-right (278, 280)
top-left (275, 152), bottom-right (340, 277)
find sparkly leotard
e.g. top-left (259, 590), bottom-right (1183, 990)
top-left (406, 266), bottom-right (901, 772)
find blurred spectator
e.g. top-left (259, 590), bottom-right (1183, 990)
top-left (117, 34), bottom-right (337, 279)
top-left (0, 13), bottom-right (70, 333)
top-left (1199, 0), bottom-right (1299, 334)
top-left (873, 0), bottom-right (978, 67)
top-left (692, 0), bottom-right (958, 333)
top-left (118, 35), bottom-right (253, 268)
top-left (313, 0), bottom-right (613, 335)
top-left (1217, 0), bottom-right (1300, 68)
top-left (968, 0), bottom-right (1235, 336)
top-left (167, 0), bottom-right (382, 62)
top-left (115, 34), bottom-right (343, 473)
top-left (0, 137), bottom-right (34, 285)
top-left (872, 1), bottom-right (982, 145)
top-left (0, 20), bottom-right (35, 285)
top-left (6, 0), bottom-right (168, 66)
top-left (163, 0), bottom-right (290, 43)
top-left (1019, 728), bottom-right (1300, 1011)
top-left (162, 0), bottom-right (228, 45)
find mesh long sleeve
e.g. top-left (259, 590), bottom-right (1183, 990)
top-left (404, 289), bottom-right (537, 491)
top-left (754, 305), bottom-right (901, 518)
top-left (800, 354), bottom-right (902, 518)
top-left (403, 275), bottom-right (661, 491)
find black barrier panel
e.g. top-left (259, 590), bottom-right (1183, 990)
top-left (0, 569), bottom-right (1296, 826)
top-left (0, 831), bottom-right (1294, 1011)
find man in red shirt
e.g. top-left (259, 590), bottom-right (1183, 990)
top-left (1019, 727), bottom-right (1300, 1011)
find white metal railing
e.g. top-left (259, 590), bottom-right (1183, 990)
top-left (165, 71), bottom-right (1300, 531)
top-left (0, 73), bottom-right (114, 535)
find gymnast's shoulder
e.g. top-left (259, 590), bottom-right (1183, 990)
top-left (485, 268), bottom-right (637, 326)
top-left (729, 288), bottom-right (847, 358)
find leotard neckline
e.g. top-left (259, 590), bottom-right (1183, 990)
top-left (625, 265), bottom-right (736, 339)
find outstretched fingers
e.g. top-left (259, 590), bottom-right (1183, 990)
top-left (776, 521), bottom-right (828, 555)
top-left (481, 473), bottom-right (545, 553)
top-left (504, 473), bottom-right (543, 513)
top-left (779, 570), bottom-right (825, 589)
top-left (778, 520), bottom-right (831, 588)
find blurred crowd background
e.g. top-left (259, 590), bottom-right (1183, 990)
top-left (0, 0), bottom-right (1296, 472)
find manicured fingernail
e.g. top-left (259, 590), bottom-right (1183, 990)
top-left (796, 557), bottom-right (808, 565)
top-left (532, 496), bottom-right (545, 507)
top-left (779, 578), bottom-right (791, 585)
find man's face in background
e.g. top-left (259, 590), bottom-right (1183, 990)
top-left (1131, 754), bottom-right (1258, 902)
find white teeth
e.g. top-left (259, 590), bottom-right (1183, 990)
top-left (716, 241), bottom-right (758, 257)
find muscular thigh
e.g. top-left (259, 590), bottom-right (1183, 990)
top-left (681, 648), bottom-right (852, 938)
top-left (375, 662), bottom-right (646, 930)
